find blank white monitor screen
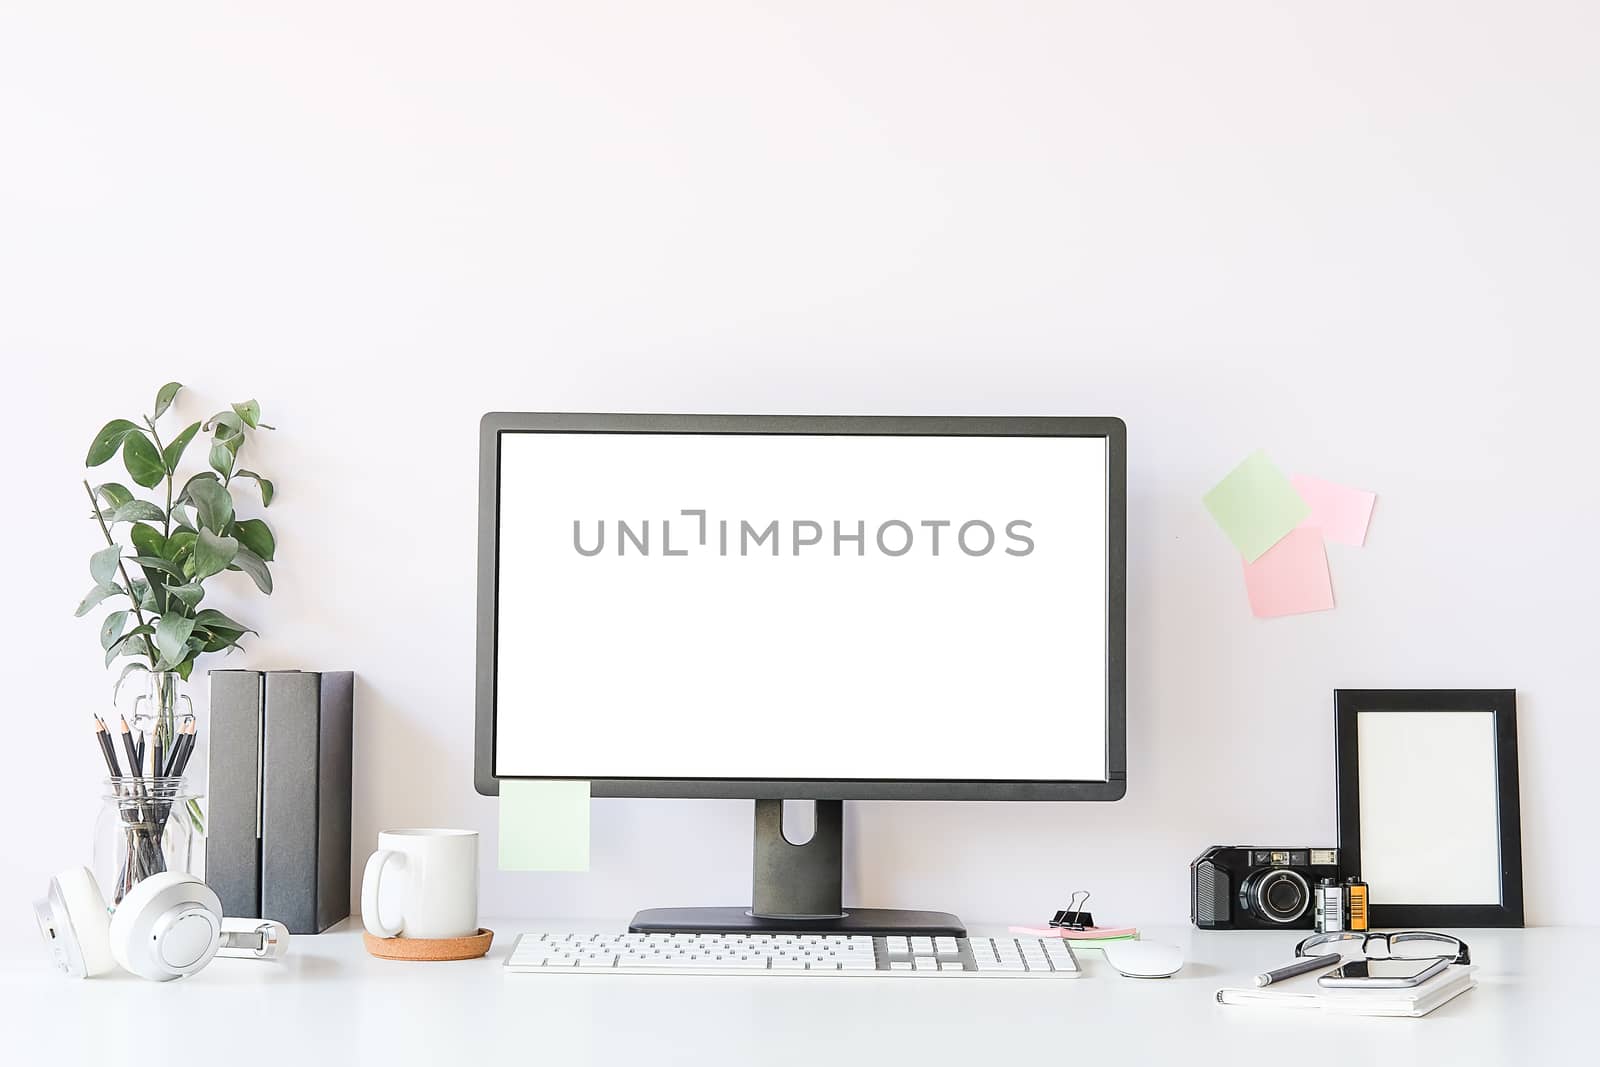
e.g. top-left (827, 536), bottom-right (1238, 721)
top-left (494, 432), bottom-right (1109, 782)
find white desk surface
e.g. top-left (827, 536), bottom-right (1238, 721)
top-left (4, 920), bottom-right (1588, 1066)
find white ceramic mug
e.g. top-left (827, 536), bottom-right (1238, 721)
top-left (361, 829), bottom-right (479, 940)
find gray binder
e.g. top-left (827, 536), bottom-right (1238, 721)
top-left (260, 670), bottom-right (354, 934)
top-left (205, 669), bottom-right (263, 918)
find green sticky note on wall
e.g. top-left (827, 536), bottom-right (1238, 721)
top-left (1202, 449), bottom-right (1310, 562)
top-left (499, 780), bottom-right (590, 871)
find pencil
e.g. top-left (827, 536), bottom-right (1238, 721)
top-left (93, 716), bottom-right (122, 777)
top-left (164, 723), bottom-right (188, 777)
top-left (153, 728), bottom-right (164, 781)
top-left (117, 717), bottom-right (140, 780)
top-left (1253, 954), bottom-right (1342, 987)
top-left (173, 722), bottom-right (197, 778)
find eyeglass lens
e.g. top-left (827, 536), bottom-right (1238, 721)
top-left (1382, 934), bottom-right (1462, 959)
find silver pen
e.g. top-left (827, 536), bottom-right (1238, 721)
top-left (1254, 953), bottom-right (1341, 987)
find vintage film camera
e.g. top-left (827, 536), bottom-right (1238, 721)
top-left (1190, 846), bottom-right (1340, 930)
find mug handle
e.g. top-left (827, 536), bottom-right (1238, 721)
top-left (361, 850), bottom-right (408, 938)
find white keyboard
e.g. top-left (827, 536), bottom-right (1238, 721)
top-left (506, 932), bottom-right (1080, 978)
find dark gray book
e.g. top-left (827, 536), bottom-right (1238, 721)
top-left (205, 669), bottom-right (263, 918)
top-left (260, 670), bottom-right (354, 934)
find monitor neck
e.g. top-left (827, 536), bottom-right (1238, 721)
top-left (752, 799), bottom-right (844, 920)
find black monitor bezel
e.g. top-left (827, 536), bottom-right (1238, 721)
top-left (475, 413), bottom-right (1126, 801)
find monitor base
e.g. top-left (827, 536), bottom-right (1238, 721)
top-left (629, 907), bottom-right (966, 937)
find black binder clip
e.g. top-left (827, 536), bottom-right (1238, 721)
top-left (1049, 891), bottom-right (1094, 931)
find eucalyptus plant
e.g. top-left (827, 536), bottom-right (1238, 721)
top-left (76, 382), bottom-right (277, 689)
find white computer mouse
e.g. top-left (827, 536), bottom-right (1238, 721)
top-left (1102, 940), bottom-right (1183, 978)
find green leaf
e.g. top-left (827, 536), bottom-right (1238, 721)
top-left (192, 527), bottom-right (239, 580)
top-left (154, 614), bottom-right (196, 665)
top-left (86, 419), bottom-right (139, 467)
top-left (202, 635), bottom-right (239, 654)
top-left (89, 545), bottom-right (122, 585)
top-left (166, 529), bottom-right (196, 562)
top-left (187, 477), bottom-right (234, 532)
top-left (158, 634), bottom-right (206, 673)
top-left (137, 563), bottom-right (170, 614)
top-left (166, 582), bottom-right (205, 611)
top-left (235, 470), bottom-right (274, 507)
top-left (169, 502), bottom-right (193, 531)
top-left (153, 381), bottom-right (183, 420)
top-left (121, 431), bottom-right (165, 488)
top-left (195, 608), bottom-right (257, 635)
top-left (128, 554), bottom-right (184, 578)
top-left (130, 578), bottom-right (157, 612)
top-left (229, 545), bottom-right (273, 594)
top-left (233, 517), bottom-right (275, 562)
top-left (205, 411), bottom-right (245, 438)
top-left (162, 420), bottom-right (202, 473)
top-left (75, 583), bottom-right (123, 617)
top-left (176, 471), bottom-right (221, 505)
top-left (112, 661), bottom-right (149, 697)
top-left (99, 609), bottom-right (129, 650)
top-left (177, 656), bottom-right (196, 681)
top-left (200, 627), bottom-right (246, 653)
top-left (208, 439), bottom-right (236, 479)
top-left (107, 633), bottom-right (150, 667)
top-left (129, 522), bottom-right (166, 559)
top-left (231, 399), bottom-right (261, 428)
top-left (106, 500), bottom-right (166, 524)
top-left (93, 482), bottom-right (134, 510)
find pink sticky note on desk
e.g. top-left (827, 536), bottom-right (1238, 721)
top-left (1242, 527), bottom-right (1334, 617)
top-left (1291, 474), bottom-right (1376, 546)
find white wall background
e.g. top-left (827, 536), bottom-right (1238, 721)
top-left (2, 2), bottom-right (1596, 948)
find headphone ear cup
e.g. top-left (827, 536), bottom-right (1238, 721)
top-left (110, 872), bottom-right (223, 981)
top-left (35, 866), bottom-right (116, 978)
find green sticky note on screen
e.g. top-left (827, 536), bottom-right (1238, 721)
top-left (1202, 450), bottom-right (1310, 561)
top-left (499, 780), bottom-right (590, 871)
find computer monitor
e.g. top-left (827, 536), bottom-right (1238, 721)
top-left (476, 414), bottom-right (1126, 935)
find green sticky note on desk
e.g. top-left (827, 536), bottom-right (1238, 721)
top-left (499, 780), bottom-right (590, 871)
top-left (1202, 449), bottom-right (1310, 562)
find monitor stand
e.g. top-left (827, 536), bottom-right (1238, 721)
top-left (629, 800), bottom-right (965, 936)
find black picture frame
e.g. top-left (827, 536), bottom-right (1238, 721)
top-left (1334, 689), bottom-right (1523, 928)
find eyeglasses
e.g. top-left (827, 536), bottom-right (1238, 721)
top-left (1295, 930), bottom-right (1470, 966)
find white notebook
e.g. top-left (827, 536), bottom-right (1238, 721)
top-left (1216, 964), bottom-right (1476, 1018)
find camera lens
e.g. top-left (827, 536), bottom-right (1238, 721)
top-left (1241, 869), bottom-right (1311, 924)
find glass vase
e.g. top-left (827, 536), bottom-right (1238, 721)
top-left (93, 777), bottom-right (205, 905)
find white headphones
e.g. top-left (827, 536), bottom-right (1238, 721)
top-left (34, 867), bottom-right (289, 981)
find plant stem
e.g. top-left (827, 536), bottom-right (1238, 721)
top-left (84, 480), bottom-right (159, 669)
top-left (144, 417), bottom-right (173, 539)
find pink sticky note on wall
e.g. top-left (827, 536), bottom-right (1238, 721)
top-left (1291, 474), bottom-right (1376, 546)
top-left (1242, 527), bottom-right (1335, 618)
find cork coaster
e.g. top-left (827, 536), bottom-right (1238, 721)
top-left (364, 928), bottom-right (494, 961)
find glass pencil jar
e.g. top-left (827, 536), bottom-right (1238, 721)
top-left (93, 777), bottom-right (205, 906)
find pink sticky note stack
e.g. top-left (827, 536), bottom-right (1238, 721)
top-left (1203, 454), bottom-right (1379, 619)
top-left (1291, 474), bottom-right (1376, 547)
top-left (1241, 527), bottom-right (1334, 618)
